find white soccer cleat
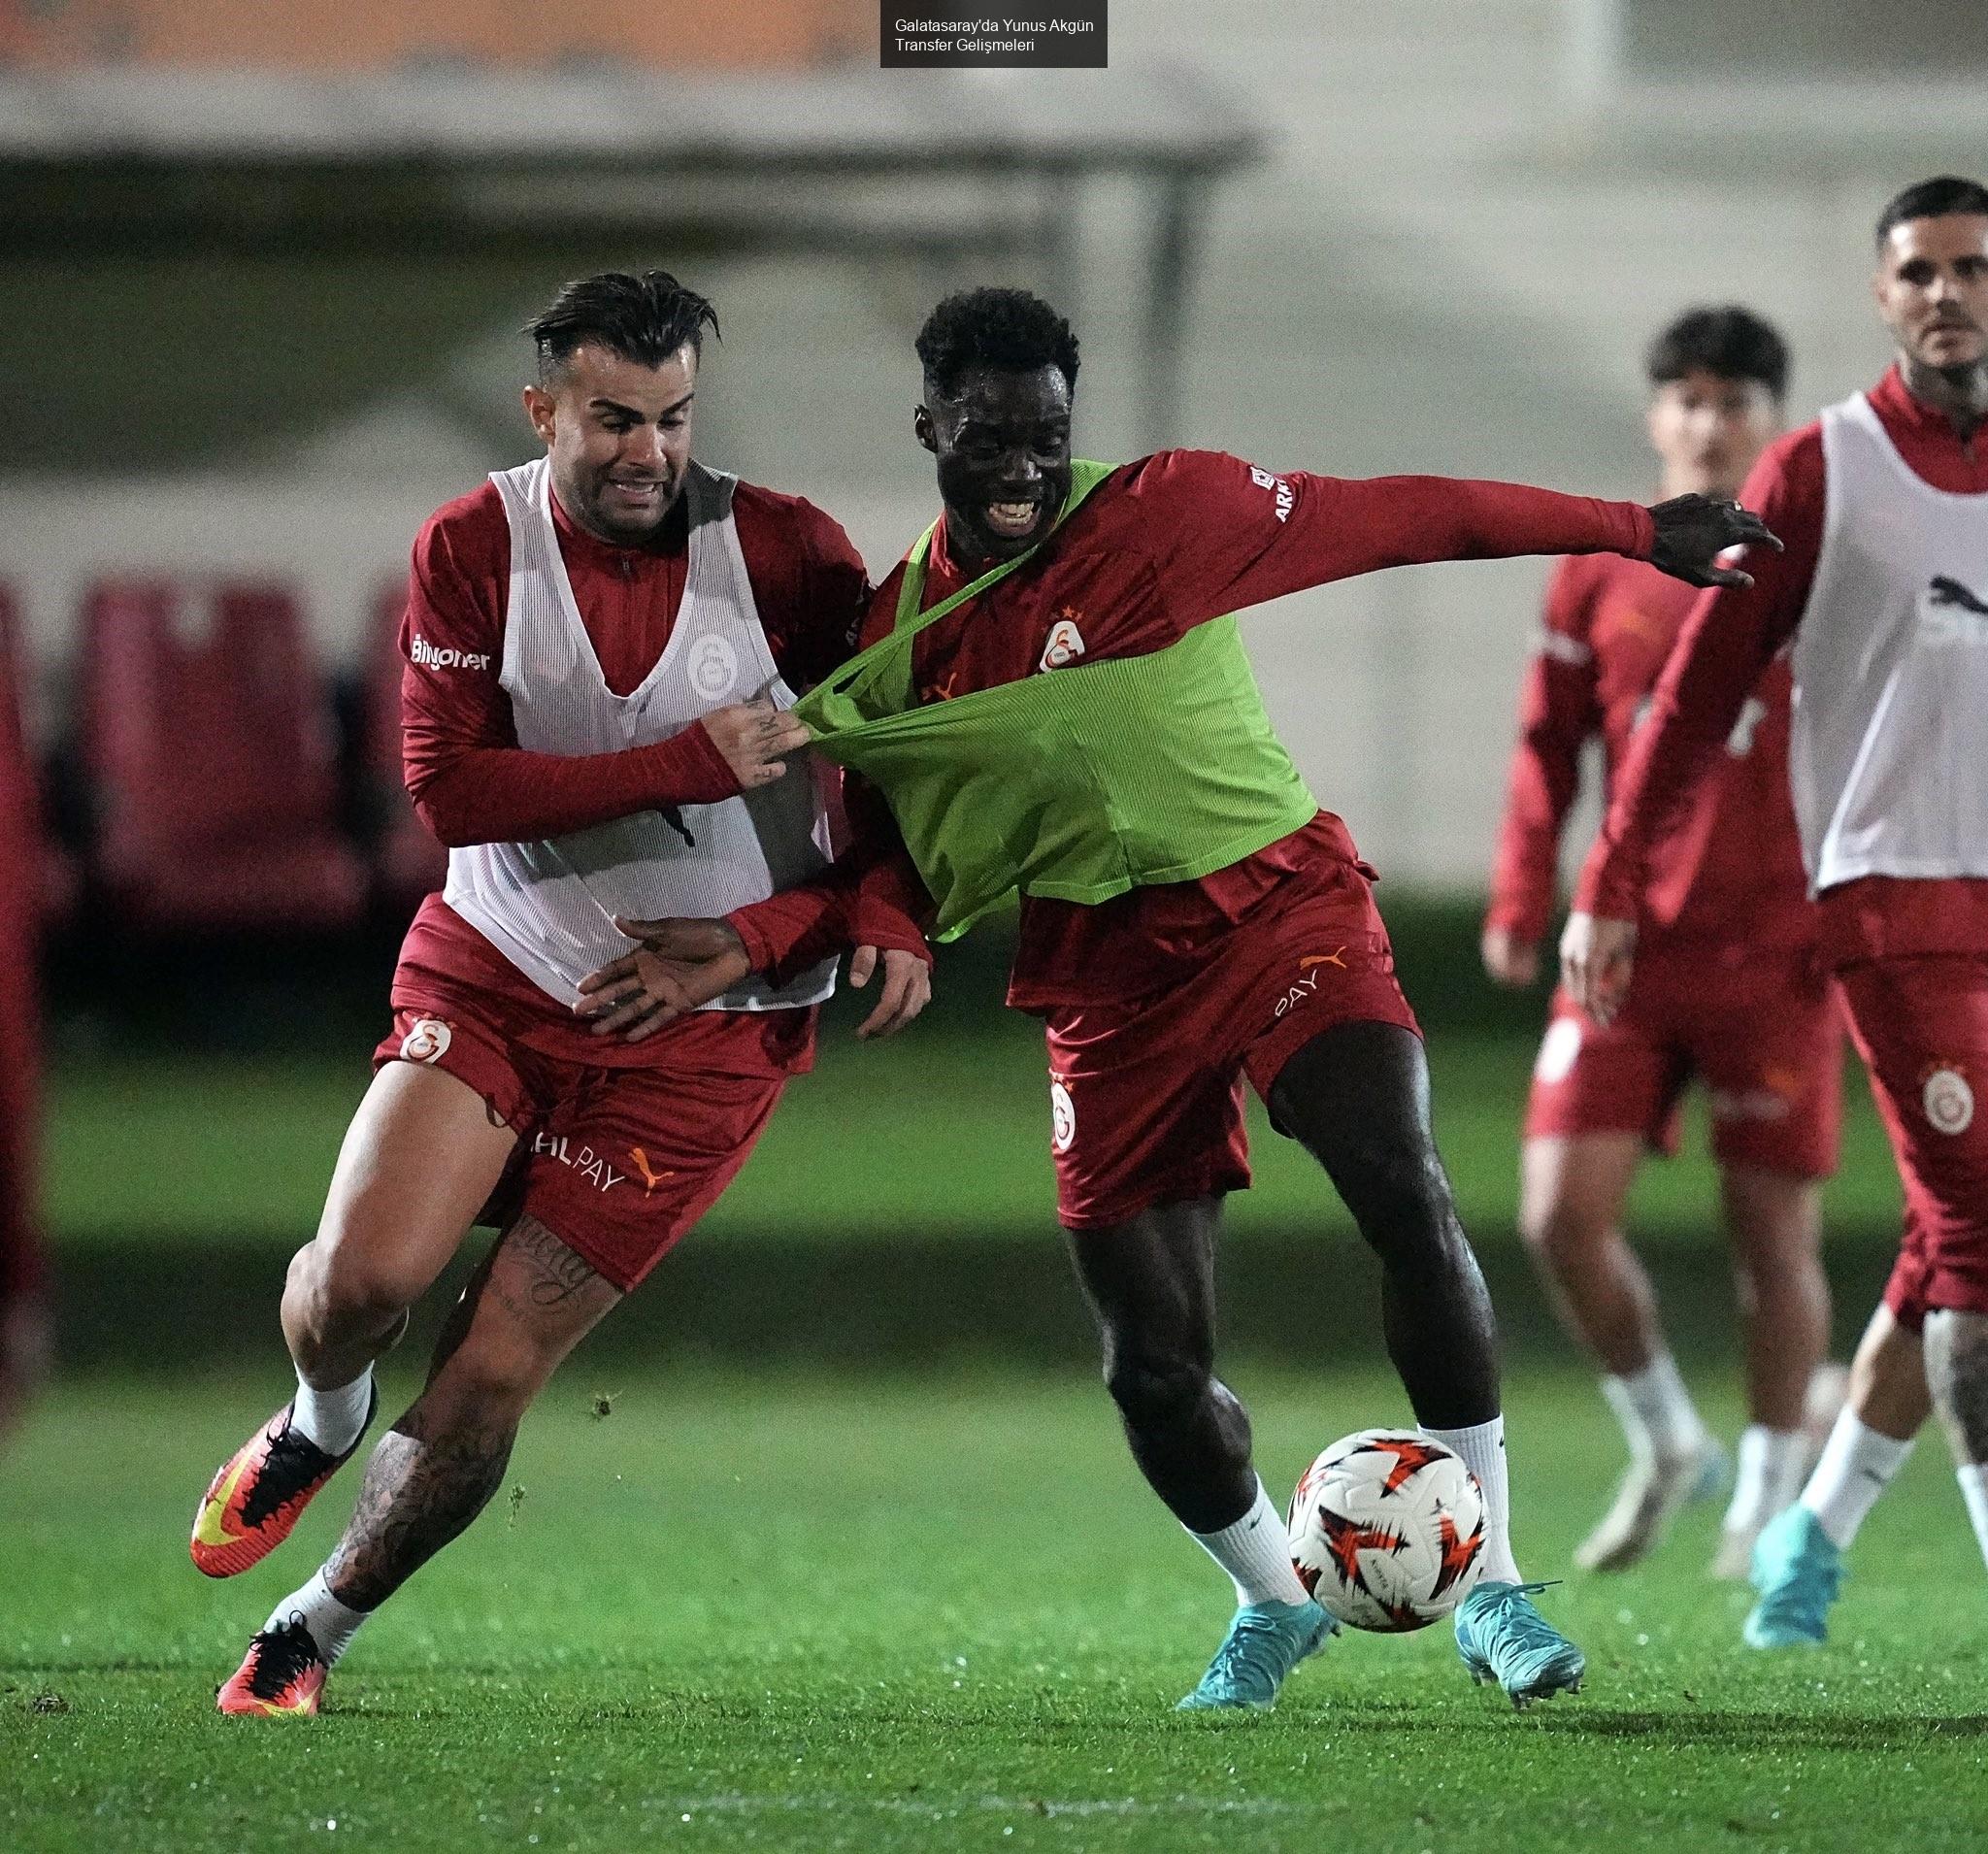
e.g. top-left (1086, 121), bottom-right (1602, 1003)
top-left (1574, 1435), bottom-right (1728, 1573)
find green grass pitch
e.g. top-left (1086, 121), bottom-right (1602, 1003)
top-left (43, 1027), bottom-right (1903, 1249)
top-left (6, 1364), bottom-right (1985, 1853)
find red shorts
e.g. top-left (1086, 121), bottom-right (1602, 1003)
top-left (1831, 954), bottom-right (1988, 1328)
top-left (1524, 939), bottom-right (1843, 1180)
top-left (372, 992), bottom-right (812, 1294)
top-left (1042, 856), bottom-right (1421, 1229)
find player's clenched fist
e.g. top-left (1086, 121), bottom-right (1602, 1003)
top-left (698, 696), bottom-right (812, 789)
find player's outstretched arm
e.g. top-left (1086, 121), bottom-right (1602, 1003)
top-left (1136, 454), bottom-right (1779, 625)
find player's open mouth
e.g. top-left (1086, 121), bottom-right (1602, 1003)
top-left (984, 500), bottom-right (1042, 540)
top-left (607, 479), bottom-right (667, 506)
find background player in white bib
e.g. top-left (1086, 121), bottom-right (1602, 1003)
top-left (1485, 308), bottom-right (1845, 1578)
top-left (1566, 177), bottom-right (1988, 1647)
top-left (188, 272), bottom-right (931, 1715)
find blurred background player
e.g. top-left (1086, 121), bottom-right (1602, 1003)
top-left (190, 270), bottom-right (929, 1715)
top-left (1567, 176), bottom-right (1988, 1647)
top-left (1484, 307), bottom-right (1844, 1577)
top-left (0, 613), bottom-right (51, 1443)
top-left (580, 285), bottom-right (1774, 1710)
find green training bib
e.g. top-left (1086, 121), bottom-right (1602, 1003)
top-left (794, 461), bottom-right (1318, 941)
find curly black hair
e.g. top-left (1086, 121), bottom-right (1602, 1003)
top-left (525, 271), bottom-right (720, 381)
top-left (914, 286), bottom-right (1080, 401)
top-left (1645, 306), bottom-right (1789, 401)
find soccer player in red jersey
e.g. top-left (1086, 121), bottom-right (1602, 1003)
top-left (1486, 308), bottom-right (1844, 1577)
top-left (0, 622), bottom-right (50, 1444)
top-left (194, 272), bottom-right (931, 1716)
top-left (1566, 177), bottom-right (1988, 1647)
top-left (580, 287), bottom-right (1771, 1708)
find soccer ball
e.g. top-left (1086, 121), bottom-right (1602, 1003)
top-left (1286, 1429), bottom-right (1486, 1633)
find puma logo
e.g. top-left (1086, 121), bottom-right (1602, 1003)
top-left (1929, 575), bottom-right (1988, 614)
top-left (1923, 575), bottom-right (1988, 646)
top-left (628, 1147), bottom-right (675, 1196)
top-left (1275, 950), bottom-right (1348, 1019)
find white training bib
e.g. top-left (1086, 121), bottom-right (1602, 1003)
top-left (1790, 393), bottom-right (1988, 893)
top-left (443, 456), bottom-right (838, 1010)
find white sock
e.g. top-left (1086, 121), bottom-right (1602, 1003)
top-left (1421, 1416), bottom-right (1521, 1585)
top-left (1187, 1477), bottom-right (1311, 1607)
top-left (1723, 1425), bottom-right (1807, 1536)
top-left (1800, 1410), bottom-right (1915, 1549)
top-left (290, 1367), bottom-right (373, 1455)
top-left (264, 1569), bottom-right (370, 1668)
top-left (1957, 1466), bottom-right (1988, 1570)
top-left (1600, 1353), bottom-right (1707, 1463)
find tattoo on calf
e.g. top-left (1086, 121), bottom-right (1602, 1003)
top-left (323, 1413), bottom-right (516, 1611)
top-left (322, 1216), bottom-right (612, 1610)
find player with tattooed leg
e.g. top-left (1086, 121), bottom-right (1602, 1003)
top-left (194, 272), bottom-right (929, 1715)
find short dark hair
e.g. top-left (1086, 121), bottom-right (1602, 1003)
top-left (524, 270), bottom-right (719, 380)
top-left (1875, 175), bottom-right (1988, 250)
top-left (915, 286), bottom-right (1080, 402)
top-left (1645, 306), bottom-right (1790, 402)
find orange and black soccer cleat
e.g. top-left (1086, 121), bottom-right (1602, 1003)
top-left (215, 1616), bottom-right (330, 1717)
top-left (190, 1390), bottom-right (377, 1577)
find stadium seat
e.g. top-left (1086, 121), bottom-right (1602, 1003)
top-left (79, 579), bottom-right (366, 932)
top-left (364, 580), bottom-right (448, 913)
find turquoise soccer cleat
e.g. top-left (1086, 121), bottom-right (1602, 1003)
top-left (1454, 1581), bottom-right (1586, 1708)
top-left (1742, 1506), bottom-right (1842, 1648)
top-left (1175, 1599), bottom-right (1336, 1711)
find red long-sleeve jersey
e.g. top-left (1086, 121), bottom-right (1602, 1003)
top-left (399, 478), bottom-right (869, 844)
top-left (1486, 551), bottom-right (1810, 951)
top-left (737, 448), bottom-right (1658, 1008)
top-left (1575, 366), bottom-right (1988, 966)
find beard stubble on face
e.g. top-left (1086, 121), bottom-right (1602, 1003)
top-left (567, 462), bottom-right (683, 546)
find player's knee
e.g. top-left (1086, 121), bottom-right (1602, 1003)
top-left (1103, 1344), bottom-right (1210, 1430)
top-left (1338, 1142), bottom-right (1457, 1266)
top-left (287, 1236), bottom-right (423, 1341)
top-left (1519, 1195), bottom-right (1599, 1272)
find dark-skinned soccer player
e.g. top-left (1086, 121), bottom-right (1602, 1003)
top-left (577, 287), bottom-right (1775, 1710)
